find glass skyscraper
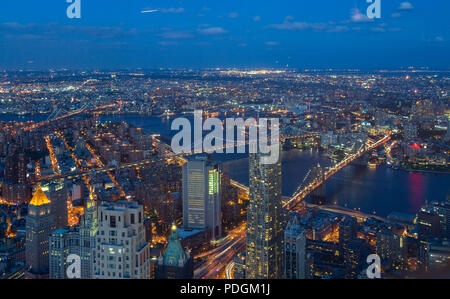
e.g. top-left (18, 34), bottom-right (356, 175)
top-left (245, 148), bottom-right (284, 279)
top-left (182, 156), bottom-right (222, 240)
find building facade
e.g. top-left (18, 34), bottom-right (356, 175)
top-left (49, 192), bottom-right (98, 279)
top-left (25, 185), bottom-right (55, 276)
top-left (93, 201), bottom-right (151, 279)
top-left (3, 152), bottom-right (31, 204)
top-left (154, 224), bottom-right (193, 279)
top-left (245, 148), bottom-right (284, 279)
top-left (42, 181), bottom-right (68, 229)
top-left (284, 216), bottom-right (306, 279)
top-left (49, 227), bottom-right (79, 279)
top-left (182, 156), bottom-right (222, 240)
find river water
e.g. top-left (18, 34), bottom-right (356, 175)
top-left (2, 113), bottom-right (448, 217)
top-left (222, 149), bottom-right (449, 217)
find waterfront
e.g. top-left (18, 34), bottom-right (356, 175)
top-left (89, 114), bottom-right (450, 217)
top-left (2, 113), bottom-right (449, 218)
top-left (223, 149), bottom-right (449, 217)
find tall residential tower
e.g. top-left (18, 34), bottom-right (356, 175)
top-left (93, 201), bottom-right (151, 279)
top-left (245, 149), bottom-right (284, 279)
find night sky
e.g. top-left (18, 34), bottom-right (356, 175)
top-left (0, 0), bottom-right (448, 70)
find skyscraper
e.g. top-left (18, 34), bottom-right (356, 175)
top-left (3, 152), bottom-right (31, 204)
top-left (284, 216), bottom-right (306, 279)
top-left (5, 152), bottom-right (27, 185)
top-left (444, 121), bottom-right (450, 142)
top-left (155, 224), bottom-right (193, 279)
top-left (93, 201), bottom-right (151, 279)
top-left (26, 184), bottom-right (55, 277)
top-left (431, 201), bottom-right (450, 239)
top-left (375, 228), bottom-right (407, 269)
top-left (339, 216), bottom-right (358, 245)
top-left (79, 190), bottom-right (98, 278)
top-left (49, 191), bottom-right (98, 279)
top-left (49, 227), bottom-right (79, 279)
top-left (343, 238), bottom-right (368, 279)
top-left (182, 156), bottom-right (221, 240)
top-left (245, 148), bottom-right (284, 279)
top-left (403, 122), bottom-right (418, 141)
top-left (42, 180), bottom-right (68, 229)
top-left (417, 208), bottom-right (441, 242)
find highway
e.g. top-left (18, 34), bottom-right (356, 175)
top-left (194, 223), bottom-right (246, 279)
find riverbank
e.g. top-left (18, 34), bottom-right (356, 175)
top-left (223, 149), bottom-right (450, 218)
top-left (402, 163), bottom-right (450, 174)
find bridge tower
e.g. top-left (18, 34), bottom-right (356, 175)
top-left (310, 163), bottom-right (327, 205)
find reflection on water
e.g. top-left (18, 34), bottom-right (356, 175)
top-left (223, 149), bottom-right (450, 217)
top-left (3, 113), bottom-right (449, 218)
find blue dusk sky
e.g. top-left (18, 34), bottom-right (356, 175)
top-left (0, 0), bottom-right (448, 70)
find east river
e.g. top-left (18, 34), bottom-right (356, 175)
top-left (2, 113), bottom-right (449, 217)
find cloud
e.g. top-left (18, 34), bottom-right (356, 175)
top-left (285, 16), bottom-right (295, 22)
top-left (388, 27), bottom-right (404, 32)
top-left (327, 26), bottom-right (350, 33)
top-left (253, 16), bottom-right (261, 22)
top-left (64, 26), bottom-right (138, 39)
top-left (160, 8), bottom-right (185, 14)
top-left (0, 22), bottom-right (140, 40)
top-left (228, 12), bottom-right (239, 19)
top-left (268, 21), bottom-right (348, 33)
top-left (0, 22), bottom-right (40, 31)
top-left (268, 22), bottom-right (310, 31)
top-left (159, 30), bottom-right (194, 40)
top-left (198, 27), bottom-right (228, 35)
top-left (158, 41), bottom-right (180, 46)
top-left (398, 2), bottom-right (414, 11)
top-left (390, 13), bottom-right (402, 18)
top-left (350, 8), bottom-right (373, 23)
top-left (370, 27), bottom-right (386, 33)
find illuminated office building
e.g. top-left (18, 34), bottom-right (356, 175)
top-left (375, 228), bottom-right (407, 269)
top-left (155, 224), bottom-right (193, 279)
top-left (25, 184), bottom-right (55, 277)
top-left (426, 239), bottom-right (450, 271)
top-left (417, 208), bottom-right (441, 242)
top-left (42, 181), bottom-right (68, 229)
top-left (49, 191), bottom-right (98, 279)
top-left (3, 152), bottom-right (31, 204)
top-left (284, 216), bottom-right (306, 279)
top-left (182, 156), bottom-right (221, 240)
top-left (49, 227), bottom-right (78, 279)
top-left (233, 252), bottom-right (246, 279)
top-left (403, 122), bottom-right (418, 141)
top-left (245, 148), bottom-right (284, 279)
top-left (431, 201), bottom-right (450, 239)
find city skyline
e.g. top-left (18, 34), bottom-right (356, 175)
top-left (0, 1), bottom-right (449, 283)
